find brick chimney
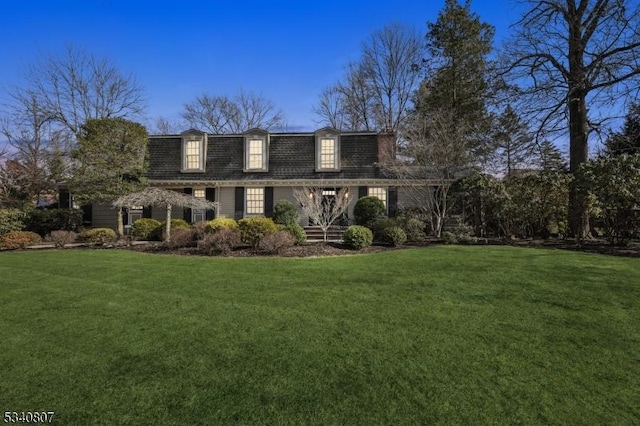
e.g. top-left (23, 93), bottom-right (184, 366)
top-left (377, 130), bottom-right (396, 164)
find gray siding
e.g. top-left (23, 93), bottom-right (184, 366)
top-left (91, 203), bottom-right (118, 230)
top-left (218, 187), bottom-right (236, 218)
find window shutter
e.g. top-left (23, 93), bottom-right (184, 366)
top-left (59, 189), bottom-right (70, 208)
top-left (183, 188), bottom-right (192, 222)
top-left (388, 188), bottom-right (398, 218)
top-left (142, 206), bottom-right (152, 219)
top-left (122, 207), bottom-right (129, 225)
top-left (235, 187), bottom-right (245, 219)
top-left (82, 205), bottom-right (92, 225)
top-left (264, 187), bottom-right (274, 217)
top-left (358, 186), bottom-right (367, 199)
top-left (205, 188), bottom-right (216, 220)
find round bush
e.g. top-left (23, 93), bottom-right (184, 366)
top-left (154, 219), bottom-right (191, 240)
top-left (200, 228), bottom-right (241, 255)
top-left (1, 231), bottom-right (42, 249)
top-left (131, 218), bottom-right (161, 240)
top-left (372, 218), bottom-right (397, 241)
top-left (354, 196), bottom-right (386, 229)
top-left (238, 217), bottom-right (278, 247)
top-left (205, 218), bottom-right (239, 233)
top-left (381, 226), bottom-right (407, 246)
top-left (272, 200), bottom-right (299, 226)
top-left (280, 223), bottom-right (306, 245)
top-left (342, 225), bottom-right (373, 250)
top-left (80, 228), bottom-right (117, 244)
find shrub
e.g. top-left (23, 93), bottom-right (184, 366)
top-left (238, 217), bottom-right (278, 247)
top-left (272, 200), bottom-right (299, 226)
top-left (1, 231), bottom-right (42, 249)
top-left (372, 218), bottom-right (397, 241)
top-left (25, 208), bottom-right (84, 236)
top-left (205, 218), bottom-right (239, 233)
top-left (381, 226), bottom-right (407, 246)
top-left (442, 223), bottom-right (478, 245)
top-left (257, 230), bottom-right (295, 254)
top-left (343, 225), bottom-right (373, 250)
top-left (131, 218), bottom-right (161, 240)
top-left (193, 221), bottom-right (209, 240)
top-left (354, 196), bottom-right (386, 229)
top-left (164, 228), bottom-right (197, 249)
top-left (0, 208), bottom-right (25, 236)
top-left (280, 223), bottom-right (306, 245)
top-left (49, 230), bottom-right (77, 248)
top-left (401, 217), bottom-right (426, 242)
top-left (80, 228), bottom-right (117, 244)
top-left (155, 219), bottom-right (191, 240)
top-left (200, 228), bottom-right (242, 255)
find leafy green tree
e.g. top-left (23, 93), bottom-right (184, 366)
top-left (604, 103), bottom-right (640, 157)
top-left (576, 154), bottom-right (640, 245)
top-left (68, 118), bottom-right (148, 237)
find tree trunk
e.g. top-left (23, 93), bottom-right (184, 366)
top-left (165, 204), bottom-right (172, 242)
top-left (116, 207), bottom-right (124, 237)
top-left (567, 11), bottom-right (590, 240)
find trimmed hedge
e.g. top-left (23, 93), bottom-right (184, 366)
top-left (131, 218), bottom-right (162, 240)
top-left (80, 228), bottom-right (117, 244)
top-left (343, 225), bottom-right (373, 250)
top-left (381, 226), bottom-right (407, 246)
top-left (205, 218), bottom-right (239, 233)
top-left (25, 208), bottom-right (84, 236)
top-left (1, 231), bottom-right (42, 249)
top-left (238, 217), bottom-right (278, 247)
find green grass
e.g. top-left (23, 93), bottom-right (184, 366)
top-left (0, 246), bottom-right (639, 425)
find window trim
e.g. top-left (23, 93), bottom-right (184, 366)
top-left (243, 134), bottom-right (269, 172)
top-left (192, 188), bottom-right (206, 222)
top-left (245, 187), bottom-right (265, 216)
top-left (181, 132), bottom-right (207, 172)
top-left (315, 129), bottom-right (340, 171)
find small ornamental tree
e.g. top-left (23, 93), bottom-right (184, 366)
top-left (293, 187), bottom-right (351, 241)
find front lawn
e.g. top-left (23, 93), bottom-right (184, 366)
top-left (0, 246), bottom-right (638, 424)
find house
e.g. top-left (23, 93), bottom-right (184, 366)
top-left (69, 127), bottom-right (408, 229)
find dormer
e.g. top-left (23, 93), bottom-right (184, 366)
top-left (181, 129), bottom-right (207, 173)
top-left (243, 128), bottom-right (269, 172)
top-left (315, 127), bottom-right (340, 172)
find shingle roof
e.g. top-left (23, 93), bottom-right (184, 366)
top-left (147, 132), bottom-right (387, 182)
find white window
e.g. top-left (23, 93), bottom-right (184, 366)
top-left (368, 187), bottom-right (387, 207)
top-left (192, 189), bottom-right (206, 222)
top-left (246, 188), bottom-right (264, 215)
top-left (320, 138), bottom-right (337, 169)
top-left (182, 132), bottom-right (206, 172)
top-left (322, 189), bottom-right (336, 196)
top-left (248, 139), bottom-right (264, 169)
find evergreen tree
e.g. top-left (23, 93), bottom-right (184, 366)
top-left (604, 103), bottom-right (640, 157)
top-left (493, 105), bottom-right (536, 176)
top-left (538, 140), bottom-right (568, 172)
top-left (68, 118), bottom-right (148, 236)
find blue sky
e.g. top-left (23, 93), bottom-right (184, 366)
top-left (1, 0), bottom-right (517, 131)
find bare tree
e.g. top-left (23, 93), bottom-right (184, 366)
top-left (390, 109), bottom-right (472, 237)
top-left (503, 0), bottom-right (640, 237)
top-left (10, 45), bottom-right (146, 142)
top-left (182, 91), bottom-right (285, 133)
top-left (149, 116), bottom-right (184, 135)
top-left (1, 95), bottom-right (57, 204)
top-left (293, 187), bottom-right (351, 241)
top-left (315, 23), bottom-right (422, 132)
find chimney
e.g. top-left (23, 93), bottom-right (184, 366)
top-left (377, 130), bottom-right (396, 164)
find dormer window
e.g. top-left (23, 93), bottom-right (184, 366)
top-left (181, 130), bottom-right (206, 172)
top-left (315, 128), bottom-right (340, 171)
top-left (244, 129), bottom-right (269, 172)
